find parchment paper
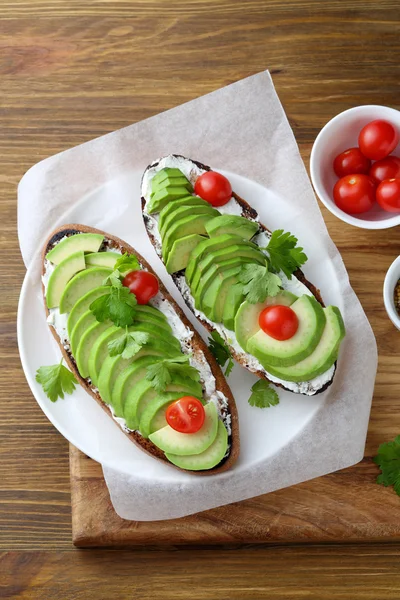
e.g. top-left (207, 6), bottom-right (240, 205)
top-left (18, 71), bottom-right (377, 520)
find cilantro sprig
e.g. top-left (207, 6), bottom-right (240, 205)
top-left (114, 252), bottom-right (140, 274)
top-left (248, 380), bottom-right (279, 408)
top-left (36, 359), bottom-right (77, 403)
top-left (146, 355), bottom-right (200, 392)
top-left (108, 328), bottom-right (150, 359)
top-left (90, 278), bottom-right (137, 328)
top-left (208, 331), bottom-right (234, 376)
top-left (374, 436), bottom-right (400, 496)
top-left (263, 229), bottom-right (307, 279)
top-left (239, 264), bottom-right (282, 304)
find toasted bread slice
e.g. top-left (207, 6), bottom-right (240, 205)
top-left (41, 224), bottom-right (239, 474)
top-left (141, 155), bottom-right (337, 397)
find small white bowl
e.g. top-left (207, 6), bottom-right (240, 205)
top-left (310, 105), bottom-right (400, 229)
top-left (383, 255), bottom-right (400, 330)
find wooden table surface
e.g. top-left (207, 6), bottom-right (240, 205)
top-left (1, 0), bottom-right (400, 597)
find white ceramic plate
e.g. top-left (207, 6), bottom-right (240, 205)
top-left (18, 170), bottom-right (344, 481)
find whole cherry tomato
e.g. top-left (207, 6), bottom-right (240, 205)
top-left (333, 147), bottom-right (371, 177)
top-left (166, 397), bottom-right (205, 434)
top-left (369, 156), bottom-right (400, 185)
top-left (122, 270), bottom-right (159, 304)
top-left (376, 179), bottom-right (400, 213)
top-left (333, 174), bottom-right (376, 214)
top-left (194, 171), bottom-right (232, 207)
top-left (258, 305), bottom-right (299, 341)
top-left (358, 120), bottom-right (399, 160)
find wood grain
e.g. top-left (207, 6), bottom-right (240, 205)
top-left (1, 0), bottom-right (400, 596)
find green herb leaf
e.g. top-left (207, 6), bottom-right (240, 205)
top-left (264, 229), bottom-right (307, 279)
top-left (145, 355), bottom-right (196, 393)
top-left (208, 331), bottom-right (234, 376)
top-left (90, 285), bottom-right (137, 328)
top-left (248, 380), bottom-right (280, 408)
top-left (108, 329), bottom-right (150, 359)
top-left (239, 264), bottom-right (282, 304)
top-left (35, 359), bottom-right (77, 403)
top-left (374, 436), bottom-right (400, 496)
top-left (103, 269), bottom-right (123, 287)
top-left (114, 252), bottom-right (140, 274)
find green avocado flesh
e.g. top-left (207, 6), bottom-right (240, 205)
top-left (110, 357), bottom-right (161, 417)
top-left (161, 212), bottom-right (219, 262)
top-left (160, 204), bottom-right (216, 238)
top-left (46, 251), bottom-right (86, 309)
top-left (85, 252), bottom-right (120, 269)
top-left (46, 233), bottom-right (104, 264)
top-left (165, 419), bottom-right (228, 471)
top-left (152, 167), bottom-right (184, 184)
top-left (165, 234), bottom-right (206, 274)
top-left (59, 267), bottom-right (112, 314)
top-left (67, 285), bottom-right (109, 337)
top-left (152, 176), bottom-right (193, 195)
top-left (147, 186), bottom-right (191, 214)
top-left (247, 295), bottom-right (326, 368)
top-left (205, 215), bottom-right (259, 241)
top-left (158, 197), bottom-right (210, 231)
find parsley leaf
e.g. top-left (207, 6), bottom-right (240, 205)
top-left (103, 269), bottom-right (123, 287)
top-left (108, 329), bottom-right (150, 359)
top-left (208, 331), bottom-right (234, 376)
top-left (248, 380), bottom-right (280, 408)
top-left (35, 359), bottom-right (77, 403)
top-left (90, 285), bottom-right (137, 328)
top-left (264, 229), bottom-right (307, 279)
top-left (114, 252), bottom-right (140, 274)
top-left (374, 436), bottom-right (400, 496)
top-left (145, 355), bottom-right (199, 393)
top-left (239, 264), bottom-right (282, 304)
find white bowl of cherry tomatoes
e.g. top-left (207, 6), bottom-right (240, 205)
top-left (310, 105), bottom-right (400, 229)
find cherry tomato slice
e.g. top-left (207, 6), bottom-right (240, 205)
top-left (369, 156), bottom-right (400, 185)
top-left (358, 120), bottom-right (399, 161)
top-left (258, 305), bottom-right (299, 341)
top-left (122, 270), bottom-right (159, 304)
top-left (194, 171), bottom-right (232, 207)
top-left (333, 147), bottom-right (371, 178)
top-left (376, 178), bottom-right (400, 213)
top-left (333, 174), bottom-right (376, 215)
top-left (166, 397), bottom-right (205, 434)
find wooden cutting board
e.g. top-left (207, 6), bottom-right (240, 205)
top-left (70, 197), bottom-right (400, 547)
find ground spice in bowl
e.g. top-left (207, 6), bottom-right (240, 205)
top-left (395, 280), bottom-right (400, 317)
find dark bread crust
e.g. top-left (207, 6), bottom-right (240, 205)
top-left (42, 224), bottom-right (239, 475)
top-left (141, 155), bottom-right (335, 396)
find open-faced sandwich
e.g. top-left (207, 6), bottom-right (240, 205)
top-left (141, 155), bottom-right (346, 396)
top-left (39, 225), bottom-right (239, 473)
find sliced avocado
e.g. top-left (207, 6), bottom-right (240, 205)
top-left (160, 204), bottom-right (216, 238)
top-left (161, 213), bottom-right (218, 262)
top-left (151, 176), bottom-right (192, 195)
top-left (235, 291), bottom-right (298, 352)
top-left (46, 233), bottom-right (104, 264)
top-left (85, 252), bottom-right (120, 269)
top-left (185, 234), bottom-right (246, 282)
top-left (111, 357), bottom-right (163, 417)
top-left (46, 251), bottom-right (86, 309)
top-left (134, 304), bottom-right (168, 324)
top-left (158, 196), bottom-right (210, 231)
top-left (151, 168), bottom-right (185, 185)
top-left (147, 186), bottom-right (191, 214)
top-left (205, 215), bottom-right (259, 241)
top-left (70, 310), bottom-right (96, 356)
top-left (75, 321), bottom-right (112, 378)
top-left (67, 285), bottom-right (109, 338)
top-left (247, 295), bottom-right (326, 368)
top-left (166, 419), bottom-right (228, 471)
top-left (265, 306), bottom-right (345, 382)
top-left (165, 234), bottom-right (205, 274)
top-left (149, 402), bottom-right (218, 456)
top-left (201, 265), bottom-right (242, 322)
top-left (59, 267), bottom-right (112, 314)
top-left (222, 283), bottom-right (246, 331)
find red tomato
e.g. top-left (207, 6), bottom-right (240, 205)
top-left (122, 270), bottom-right (159, 304)
top-left (333, 147), bottom-right (371, 177)
top-left (358, 120), bottom-right (399, 160)
top-left (376, 179), bottom-right (400, 213)
top-left (258, 305), bottom-right (299, 341)
top-left (166, 397), bottom-right (205, 434)
top-left (194, 171), bottom-right (232, 207)
top-left (369, 156), bottom-right (400, 184)
top-left (333, 174), bottom-right (376, 214)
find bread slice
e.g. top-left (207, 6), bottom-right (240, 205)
top-left (141, 155), bottom-right (337, 397)
top-left (41, 224), bottom-right (239, 474)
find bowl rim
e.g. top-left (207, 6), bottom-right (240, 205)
top-left (310, 104), bottom-right (400, 230)
top-left (383, 255), bottom-right (400, 330)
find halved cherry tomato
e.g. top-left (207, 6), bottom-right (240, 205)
top-left (333, 174), bottom-right (376, 214)
top-left (166, 397), bottom-right (205, 434)
top-left (358, 120), bottom-right (399, 161)
top-left (122, 270), bottom-right (159, 304)
top-left (369, 156), bottom-right (400, 185)
top-left (258, 305), bottom-right (299, 341)
top-left (194, 171), bottom-right (232, 207)
top-left (333, 147), bottom-right (371, 178)
top-left (376, 178), bottom-right (400, 213)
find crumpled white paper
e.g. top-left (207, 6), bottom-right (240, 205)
top-left (18, 71), bottom-right (377, 521)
